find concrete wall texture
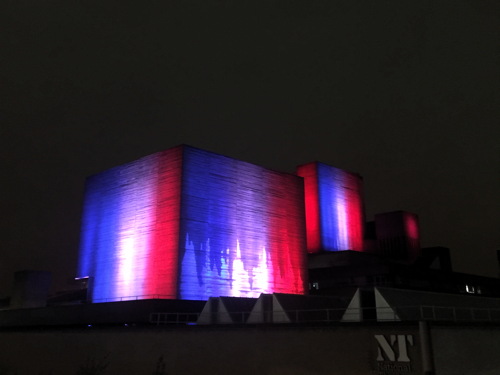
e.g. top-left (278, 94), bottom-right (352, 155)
top-left (1, 323), bottom-right (499, 374)
top-left (0, 324), bottom-right (421, 375)
top-left (432, 326), bottom-right (500, 375)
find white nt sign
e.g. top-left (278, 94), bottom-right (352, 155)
top-left (375, 334), bottom-right (414, 362)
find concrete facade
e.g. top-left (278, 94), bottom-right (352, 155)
top-left (0, 323), bottom-right (422, 375)
top-left (1, 318), bottom-right (499, 374)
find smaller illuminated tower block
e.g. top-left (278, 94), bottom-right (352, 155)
top-left (77, 145), bottom-right (307, 302)
top-left (375, 211), bottom-right (421, 261)
top-left (296, 162), bottom-right (364, 253)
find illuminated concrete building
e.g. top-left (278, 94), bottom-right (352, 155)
top-left (2, 145), bottom-right (500, 375)
top-left (77, 145), bottom-right (481, 304)
top-left (77, 146), bottom-right (308, 302)
top-left (297, 162), bottom-right (364, 253)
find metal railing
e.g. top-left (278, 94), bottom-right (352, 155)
top-left (92, 294), bottom-right (174, 303)
top-left (150, 312), bottom-right (200, 325)
top-left (149, 305), bottom-right (500, 325)
top-left (418, 305), bottom-right (500, 322)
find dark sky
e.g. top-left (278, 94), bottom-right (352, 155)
top-left (1, 0), bottom-right (499, 296)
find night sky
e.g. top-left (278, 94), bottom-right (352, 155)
top-left (1, 0), bottom-right (499, 296)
